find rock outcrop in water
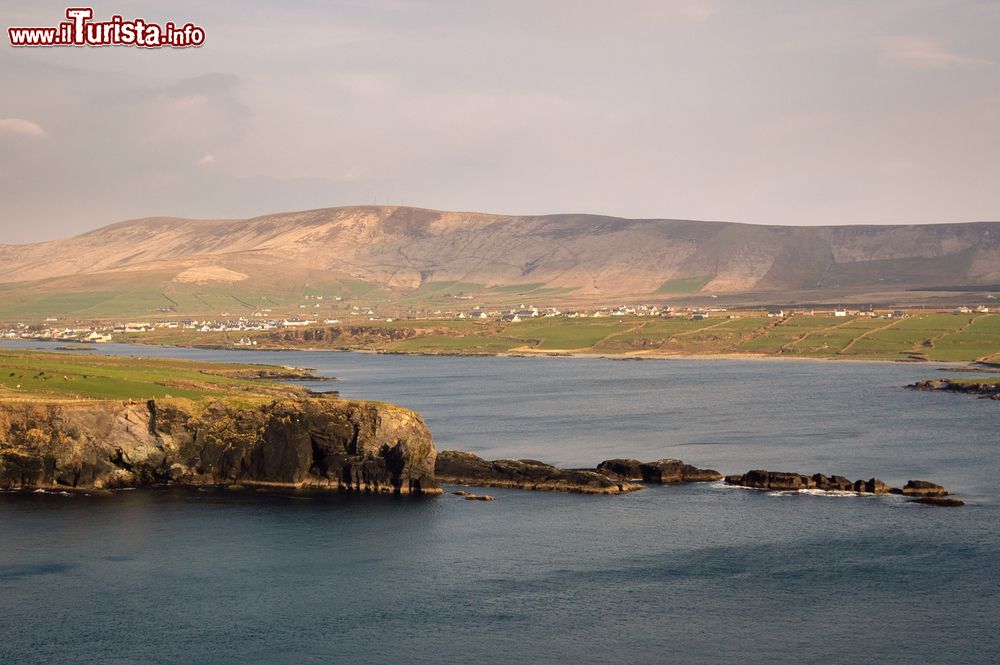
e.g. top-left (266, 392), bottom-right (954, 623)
top-left (598, 458), bottom-right (722, 483)
top-left (899, 480), bottom-right (949, 497)
top-left (724, 469), bottom-right (893, 494)
top-left (724, 470), bottom-right (961, 505)
top-left (436, 452), bottom-right (720, 494)
top-left (435, 451), bottom-right (641, 494)
top-left (0, 398), bottom-right (439, 494)
top-left (908, 379), bottom-right (1000, 400)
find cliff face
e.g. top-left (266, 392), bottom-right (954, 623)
top-left (0, 398), bottom-right (439, 494)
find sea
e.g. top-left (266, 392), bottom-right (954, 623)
top-left (1, 341), bottom-right (998, 664)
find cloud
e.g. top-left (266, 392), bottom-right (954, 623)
top-left (678, 1), bottom-right (717, 23)
top-left (881, 36), bottom-right (993, 69)
top-left (162, 72), bottom-right (240, 97)
top-left (0, 118), bottom-right (47, 139)
top-left (198, 153), bottom-right (215, 166)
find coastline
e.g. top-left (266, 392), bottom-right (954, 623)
top-left (6, 339), bottom-right (984, 368)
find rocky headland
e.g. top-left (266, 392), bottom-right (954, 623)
top-left (0, 397), bottom-right (439, 494)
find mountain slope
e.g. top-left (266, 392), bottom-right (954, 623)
top-left (0, 206), bottom-right (998, 319)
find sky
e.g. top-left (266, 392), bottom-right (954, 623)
top-left (1, 0), bottom-right (1000, 243)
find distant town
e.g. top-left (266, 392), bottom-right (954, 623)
top-left (3, 300), bottom-right (995, 346)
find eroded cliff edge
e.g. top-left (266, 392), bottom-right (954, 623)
top-left (0, 398), bottom-right (439, 494)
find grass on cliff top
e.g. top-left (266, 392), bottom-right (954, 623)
top-left (0, 350), bottom-right (308, 403)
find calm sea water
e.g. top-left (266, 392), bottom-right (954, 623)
top-left (2, 341), bottom-right (998, 664)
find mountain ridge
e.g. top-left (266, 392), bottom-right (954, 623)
top-left (0, 205), bottom-right (998, 319)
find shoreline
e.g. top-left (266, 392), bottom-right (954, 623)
top-left (2, 339), bottom-right (985, 369)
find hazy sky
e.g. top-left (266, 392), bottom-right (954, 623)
top-left (2, 0), bottom-right (1000, 242)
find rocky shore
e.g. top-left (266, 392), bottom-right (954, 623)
top-left (0, 395), bottom-right (964, 507)
top-left (909, 379), bottom-right (1000, 400)
top-left (725, 470), bottom-right (962, 505)
top-left (0, 397), bottom-right (438, 494)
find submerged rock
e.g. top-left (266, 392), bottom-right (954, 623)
top-left (909, 497), bottom-right (965, 507)
top-left (452, 490), bottom-right (493, 500)
top-left (436, 450), bottom-right (640, 494)
top-left (0, 398), bottom-right (439, 494)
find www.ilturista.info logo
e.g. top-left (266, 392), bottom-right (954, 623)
top-left (8, 7), bottom-right (205, 48)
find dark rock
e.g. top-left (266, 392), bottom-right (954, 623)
top-left (909, 497), bottom-right (965, 507)
top-left (596, 458), bottom-right (643, 480)
top-left (727, 470), bottom-right (893, 495)
top-left (436, 450), bottom-right (641, 494)
top-left (815, 474), bottom-right (854, 491)
top-left (638, 459), bottom-right (723, 483)
top-left (728, 469), bottom-right (816, 491)
top-left (864, 478), bottom-right (892, 494)
top-left (596, 457), bottom-right (721, 483)
top-left (901, 480), bottom-right (949, 497)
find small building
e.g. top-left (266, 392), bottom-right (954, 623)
top-left (891, 310), bottom-right (907, 319)
top-left (954, 306), bottom-right (973, 314)
top-left (766, 308), bottom-right (785, 318)
top-left (834, 308), bottom-right (848, 317)
top-left (691, 311), bottom-right (709, 321)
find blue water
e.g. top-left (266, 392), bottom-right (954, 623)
top-left (2, 341), bottom-right (999, 664)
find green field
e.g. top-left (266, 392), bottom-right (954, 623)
top-left (655, 276), bottom-right (711, 294)
top-left (507, 318), bottom-right (629, 349)
top-left (0, 350), bottom-right (311, 403)
top-left (106, 312), bottom-right (1000, 362)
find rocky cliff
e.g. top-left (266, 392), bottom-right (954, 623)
top-left (0, 397), bottom-right (439, 494)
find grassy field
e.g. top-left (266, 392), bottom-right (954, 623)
top-left (109, 312), bottom-right (1000, 361)
top-left (655, 276), bottom-right (711, 294)
top-left (0, 350), bottom-right (312, 403)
